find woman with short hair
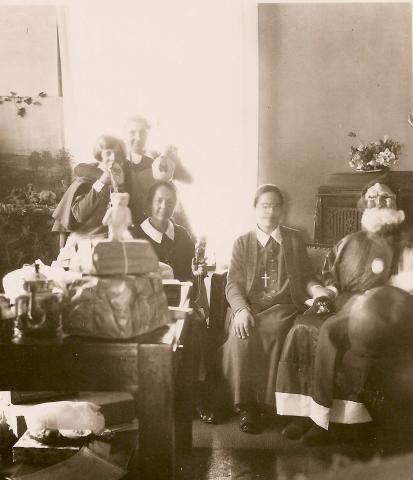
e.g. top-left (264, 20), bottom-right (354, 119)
top-left (52, 135), bottom-right (127, 264)
top-left (134, 180), bottom-right (195, 282)
top-left (135, 180), bottom-right (215, 423)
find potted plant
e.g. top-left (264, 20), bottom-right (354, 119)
top-left (348, 132), bottom-right (402, 172)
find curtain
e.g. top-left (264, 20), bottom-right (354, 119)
top-left (58, 0), bottom-right (258, 264)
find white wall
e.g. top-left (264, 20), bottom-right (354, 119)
top-left (258, 2), bottom-right (412, 240)
top-left (0, 5), bottom-right (63, 155)
top-left (61, 0), bottom-right (259, 262)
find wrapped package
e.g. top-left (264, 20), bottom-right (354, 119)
top-left (92, 239), bottom-right (159, 275)
top-left (63, 274), bottom-right (170, 338)
top-left (24, 401), bottom-right (105, 435)
top-left (70, 239), bottom-right (159, 275)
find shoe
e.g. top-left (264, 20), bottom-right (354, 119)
top-left (196, 406), bottom-right (218, 424)
top-left (330, 422), bottom-right (374, 444)
top-left (301, 423), bottom-right (332, 446)
top-left (239, 409), bottom-right (264, 434)
top-left (281, 417), bottom-right (312, 440)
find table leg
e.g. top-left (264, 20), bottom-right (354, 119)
top-left (175, 317), bottom-right (193, 453)
top-left (138, 344), bottom-right (175, 480)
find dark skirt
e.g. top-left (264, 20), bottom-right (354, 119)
top-left (220, 303), bottom-right (298, 408)
top-left (275, 294), bottom-right (372, 429)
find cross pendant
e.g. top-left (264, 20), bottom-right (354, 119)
top-left (262, 271), bottom-right (270, 289)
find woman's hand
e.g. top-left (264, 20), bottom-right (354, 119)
top-left (99, 163), bottom-right (124, 187)
top-left (233, 308), bottom-right (255, 339)
top-left (110, 163), bottom-right (125, 186)
top-left (309, 284), bottom-right (336, 300)
top-left (99, 169), bottom-right (112, 185)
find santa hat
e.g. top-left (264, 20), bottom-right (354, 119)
top-left (361, 173), bottom-right (397, 197)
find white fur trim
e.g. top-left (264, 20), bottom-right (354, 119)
top-left (329, 399), bottom-right (372, 424)
top-left (275, 393), bottom-right (372, 430)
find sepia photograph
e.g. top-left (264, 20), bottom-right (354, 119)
top-left (0, 0), bottom-right (412, 478)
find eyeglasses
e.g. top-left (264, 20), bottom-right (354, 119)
top-left (257, 203), bottom-right (283, 210)
top-left (365, 194), bottom-right (395, 207)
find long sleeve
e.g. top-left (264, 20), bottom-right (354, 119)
top-left (225, 236), bottom-right (250, 313)
top-left (172, 226), bottom-right (195, 282)
top-left (71, 182), bottom-right (110, 224)
top-left (321, 247), bottom-right (339, 290)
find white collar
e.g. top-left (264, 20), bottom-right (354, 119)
top-left (141, 218), bottom-right (175, 244)
top-left (255, 225), bottom-right (282, 247)
top-left (128, 152), bottom-right (143, 165)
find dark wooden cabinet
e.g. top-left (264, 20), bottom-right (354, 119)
top-left (314, 171), bottom-right (413, 245)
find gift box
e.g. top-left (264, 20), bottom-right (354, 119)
top-left (92, 239), bottom-right (159, 275)
top-left (71, 239), bottom-right (159, 275)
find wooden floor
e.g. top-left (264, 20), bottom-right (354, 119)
top-left (2, 414), bottom-right (412, 479)
top-left (177, 415), bottom-right (410, 480)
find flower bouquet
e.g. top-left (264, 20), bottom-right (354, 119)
top-left (348, 132), bottom-right (402, 172)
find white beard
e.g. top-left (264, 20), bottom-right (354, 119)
top-left (361, 207), bottom-right (405, 234)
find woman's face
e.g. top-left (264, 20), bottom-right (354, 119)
top-left (255, 191), bottom-right (284, 232)
top-left (100, 147), bottom-right (123, 170)
top-left (100, 147), bottom-right (125, 185)
top-left (151, 186), bottom-right (176, 224)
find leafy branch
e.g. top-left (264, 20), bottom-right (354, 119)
top-left (0, 91), bottom-right (47, 117)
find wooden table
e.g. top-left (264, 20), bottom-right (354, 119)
top-left (0, 314), bottom-right (193, 480)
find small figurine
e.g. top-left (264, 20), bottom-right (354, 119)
top-left (192, 236), bottom-right (207, 278)
top-left (102, 192), bottom-right (133, 241)
top-left (194, 236), bottom-right (207, 267)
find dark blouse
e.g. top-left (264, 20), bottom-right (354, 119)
top-left (134, 222), bottom-right (195, 282)
top-left (52, 171), bottom-right (111, 236)
top-left (248, 238), bottom-right (292, 313)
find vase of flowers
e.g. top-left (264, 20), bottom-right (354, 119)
top-left (348, 132), bottom-right (401, 172)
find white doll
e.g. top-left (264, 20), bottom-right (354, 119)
top-left (102, 192), bottom-right (133, 241)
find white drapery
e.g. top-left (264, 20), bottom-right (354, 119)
top-left (58, 0), bottom-right (258, 264)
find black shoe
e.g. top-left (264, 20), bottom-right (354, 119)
top-left (281, 417), bottom-right (312, 440)
top-left (196, 405), bottom-right (218, 424)
top-left (301, 423), bottom-right (332, 446)
top-left (239, 409), bottom-right (264, 434)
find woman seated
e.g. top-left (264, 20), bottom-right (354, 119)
top-left (52, 135), bottom-right (127, 265)
top-left (134, 180), bottom-right (196, 282)
top-left (134, 180), bottom-right (215, 422)
top-left (220, 184), bottom-right (330, 434)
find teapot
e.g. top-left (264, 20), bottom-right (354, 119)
top-left (15, 263), bottom-right (62, 337)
